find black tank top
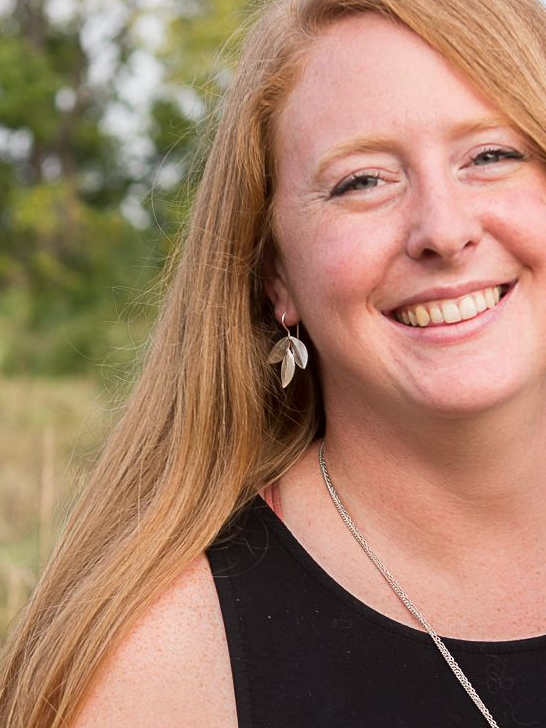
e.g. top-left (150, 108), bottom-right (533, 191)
top-left (206, 496), bottom-right (546, 728)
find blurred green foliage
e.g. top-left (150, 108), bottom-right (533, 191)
top-left (0, 0), bottom-right (247, 376)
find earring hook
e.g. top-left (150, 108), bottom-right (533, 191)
top-left (281, 312), bottom-right (291, 337)
top-left (282, 312), bottom-right (301, 339)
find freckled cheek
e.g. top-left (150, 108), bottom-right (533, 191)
top-left (519, 206), bottom-right (546, 268)
top-left (284, 224), bottom-right (394, 311)
top-left (485, 193), bottom-right (546, 267)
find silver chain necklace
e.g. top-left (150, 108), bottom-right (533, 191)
top-left (318, 442), bottom-right (501, 728)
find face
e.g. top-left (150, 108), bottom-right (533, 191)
top-left (268, 14), bottom-right (546, 419)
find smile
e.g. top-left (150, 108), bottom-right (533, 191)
top-left (391, 283), bottom-right (514, 328)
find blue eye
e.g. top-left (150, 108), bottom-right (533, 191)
top-left (331, 172), bottom-right (383, 197)
top-left (471, 147), bottom-right (525, 165)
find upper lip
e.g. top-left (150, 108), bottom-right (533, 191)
top-left (384, 279), bottom-right (516, 313)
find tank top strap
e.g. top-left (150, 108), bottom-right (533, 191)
top-left (259, 481), bottom-right (284, 521)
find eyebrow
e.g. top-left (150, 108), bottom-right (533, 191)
top-left (312, 116), bottom-right (515, 181)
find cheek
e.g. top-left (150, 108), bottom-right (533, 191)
top-left (485, 187), bottom-right (546, 267)
top-left (281, 212), bottom-right (400, 313)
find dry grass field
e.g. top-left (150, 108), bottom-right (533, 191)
top-left (0, 376), bottom-right (114, 641)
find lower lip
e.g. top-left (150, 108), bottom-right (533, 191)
top-left (384, 283), bottom-right (517, 344)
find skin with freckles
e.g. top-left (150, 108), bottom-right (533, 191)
top-left (266, 14), bottom-right (546, 641)
top-left (73, 17), bottom-right (546, 728)
top-left (269, 15), bottom-right (546, 420)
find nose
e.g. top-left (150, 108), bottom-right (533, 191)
top-left (405, 175), bottom-right (483, 262)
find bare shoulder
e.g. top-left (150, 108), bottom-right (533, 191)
top-left (73, 553), bottom-right (237, 728)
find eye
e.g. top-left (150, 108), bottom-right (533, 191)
top-left (470, 147), bottom-right (525, 166)
top-left (330, 172), bottom-right (385, 198)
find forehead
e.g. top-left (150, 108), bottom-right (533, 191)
top-left (274, 14), bottom-right (503, 176)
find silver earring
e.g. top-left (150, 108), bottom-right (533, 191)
top-left (268, 312), bottom-right (308, 388)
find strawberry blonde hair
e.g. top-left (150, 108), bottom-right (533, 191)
top-left (2, 0), bottom-right (546, 724)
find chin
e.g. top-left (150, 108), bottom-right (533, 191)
top-left (408, 377), bottom-right (534, 420)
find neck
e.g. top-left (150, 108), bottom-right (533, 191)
top-left (323, 383), bottom-right (546, 566)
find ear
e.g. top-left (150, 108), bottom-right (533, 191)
top-left (263, 252), bottom-right (300, 327)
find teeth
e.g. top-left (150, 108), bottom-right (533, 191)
top-left (430, 305), bottom-right (443, 324)
top-left (394, 285), bottom-right (505, 328)
top-left (441, 301), bottom-right (462, 324)
top-left (415, 305), bottom-right (430, 327)
top-left (459, 295), bottom-right (477, 320)
top-left (473, 292), bottom-right (487, 313)
top-left (485, 289), bottom-right (496, 308)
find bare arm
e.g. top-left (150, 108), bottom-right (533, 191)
top-left (72, 554), bottom-right (238, 728)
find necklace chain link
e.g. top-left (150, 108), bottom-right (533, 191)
top-left (318, 442), bottom-right (501, 728)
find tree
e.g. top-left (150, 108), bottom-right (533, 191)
top-left (0, 0), bottom-right (249, 375)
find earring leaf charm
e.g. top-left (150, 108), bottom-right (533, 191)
top-left (268, 313), bottom-right (308, 387)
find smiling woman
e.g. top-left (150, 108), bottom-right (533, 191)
top-left (3, 0), bottom-right (546, 727)
top-left (269, 13), bottom-right (546, 417)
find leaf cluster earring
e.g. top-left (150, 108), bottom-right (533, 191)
top-left (268, 312), bottom-right (308, 387)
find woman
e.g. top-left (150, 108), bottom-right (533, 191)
top-left (3, 0), bottom-right (546, 725)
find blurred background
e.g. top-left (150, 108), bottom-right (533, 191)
top-left (0, 0), bottom-right (246, 640)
